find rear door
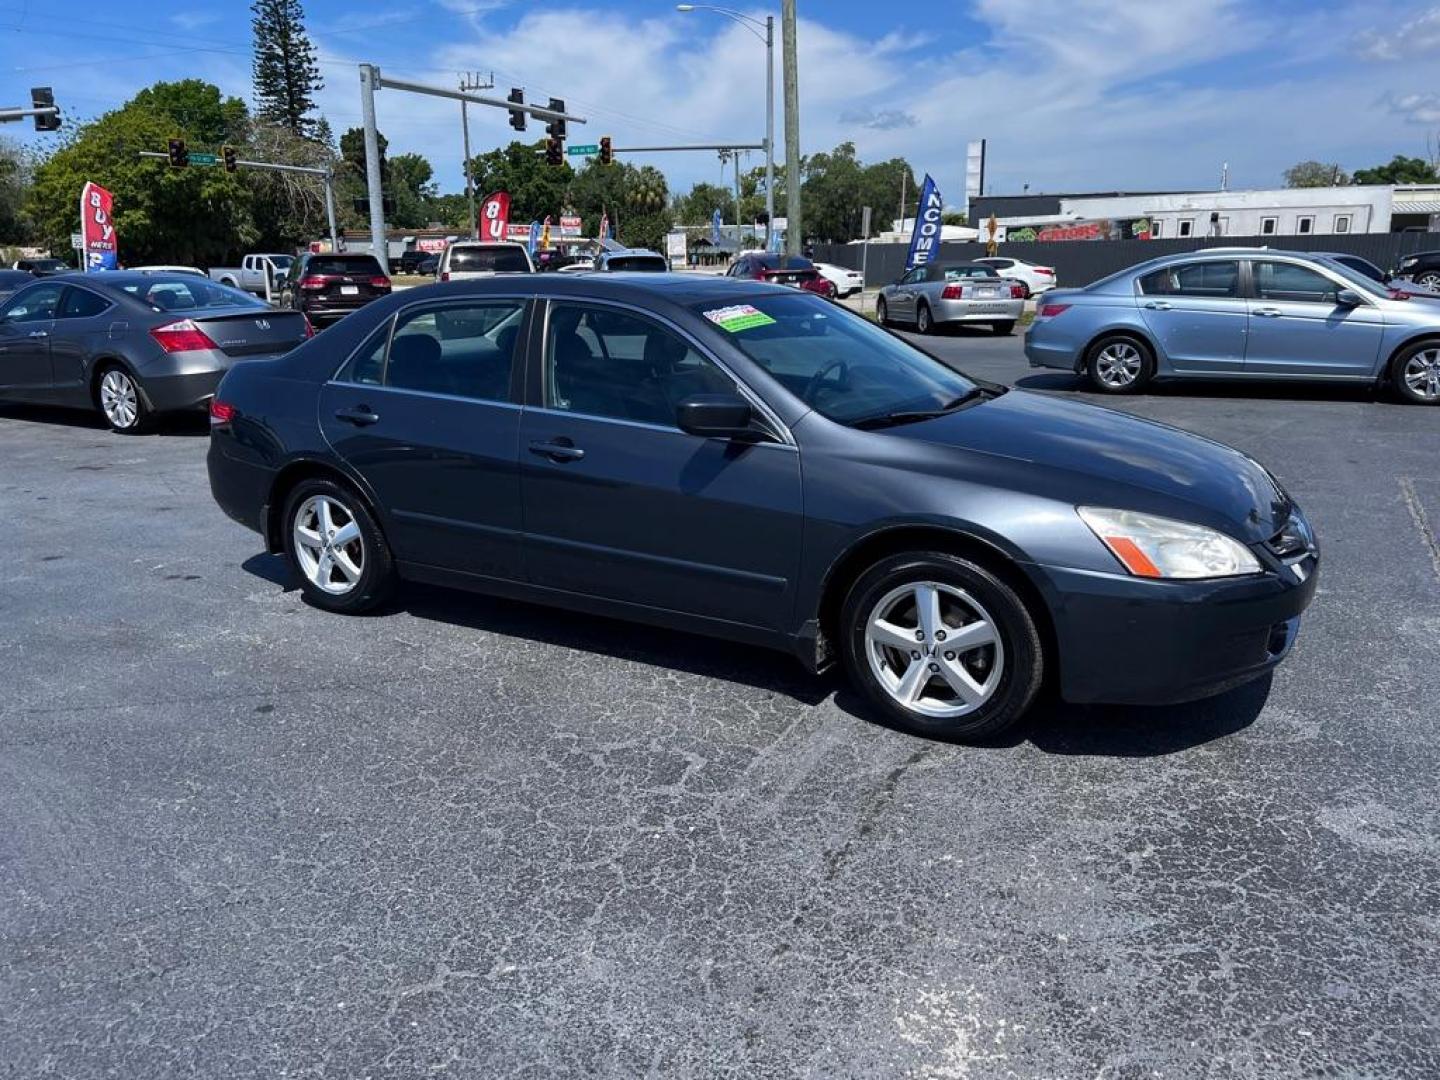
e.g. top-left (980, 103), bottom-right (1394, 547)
top-left (1242, 259), bottom-right (1384, 377)
top-left (0, 282), bottom-right (63, 400)
top-left (319, 298), bottom-right (530, 579)
top-left (1136, 259), bottom-right (1247, 373)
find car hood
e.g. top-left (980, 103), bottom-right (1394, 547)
top-left (883, 389), bottom-right (1290, 542)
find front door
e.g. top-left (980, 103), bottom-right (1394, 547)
top-left (318, 299), bottom-right (531, 580)
top-left (1242, 260), bottom-right (1384, 377)
top-left (519, 301), bottom-right (804, 631)
top-left (0, 283), bottom-right (63, 401)
top-left (1136, 259), bottom-right (1247, 373)
top-left (892, 267), bottom-right (925, 323)
top-left (48, 285), bottom-right (115, 405)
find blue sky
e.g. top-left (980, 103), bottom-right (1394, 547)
top-left (4, 0), bottom-right (1440, 207)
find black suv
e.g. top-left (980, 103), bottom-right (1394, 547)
top-left (277, 253), bottom-right (391, 327)
top-left (1393, 250), bottom-right (1440, 291)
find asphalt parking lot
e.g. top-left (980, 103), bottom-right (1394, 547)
top-left (2, 333), bottom-right (1438, 1078)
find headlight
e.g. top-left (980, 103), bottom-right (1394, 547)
top-left (1077, 507), bottom-right (1262, 579)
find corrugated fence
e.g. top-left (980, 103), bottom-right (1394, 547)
top-left (813, 232), bottom-right (1440, 289)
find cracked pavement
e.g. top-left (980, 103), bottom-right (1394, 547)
top-left (1, 334), bottom-right (1438, 1077)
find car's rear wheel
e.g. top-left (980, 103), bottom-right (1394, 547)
top-left (283, 479), bottom-right (396, 613)
top-left (1392, 341), bottom-right (1440, 404)
top-left (96, 365), bottom-right (149, 433)
top-left (841, 552), bottom-right (1044, 742)
top-left (993, 320), bottom-right (1016, 336)
top-left (916, 302), bottom-right (934, 334)
top-left (1085, 335), bottom-right (1154, 394)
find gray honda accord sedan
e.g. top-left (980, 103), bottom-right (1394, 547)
top-left (0, 272), bottom-right (309, 432)
top-left (209, 274), bottom-right (1319, 742)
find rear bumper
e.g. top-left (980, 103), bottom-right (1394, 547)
top-left (300, 297), bottom-right (383, 321)
top-left (207, 439), bottom-right (271, 536)
top-left (1029, 558), bottom-right (1319, 705)
top-left (932, 297), bottom-right (1024, 323)
top-left (1024, 333), bottom-right (1078, 371)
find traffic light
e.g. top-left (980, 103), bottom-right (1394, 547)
top-left (222, 145), bottom-right (238, 173)
top-left (507, 87), bottom-right (526, 132)
top-left (546, 97), bottom-right (566, 140)
top-left (167, 137), bottom-right (188, 168)
top-left (545, 136), bottom-right (564, 167)
top-left (30, 87), bottom-right (59, 132)
top-left (599, 136), bottom-right (613, 167)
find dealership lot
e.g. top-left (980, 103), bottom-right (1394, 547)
top-left (2, 335), bottom-right (1438, 1077)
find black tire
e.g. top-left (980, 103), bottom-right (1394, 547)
top-left (876, 296), bottom-right (890, 326)
top-left (1390, 340), bottom-right (1440, 405)
top-left (840, 551), bottom-right (1044, 743)
top-left (993, 320), bottom-right (1016, 336)
top-left (94, 363), bottom-right (151, 434)
top-left (1085, 334), bottom-right (1155, 395)
top-left (1415, 272), bottom-right (1440, 291)
top-left (282, 478), bottom-right (397, 613)
top-left (915, 301), bottom-right (934, 334)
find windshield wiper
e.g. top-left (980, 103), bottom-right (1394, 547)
top-left (849, 389), bottom-right (987, 430)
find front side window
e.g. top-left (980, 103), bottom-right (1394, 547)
top-left (692, 293), bottom-right (977, 426)
top-left (545, 304), bottom-right (735, 427)
top-left (901, 268), bottom-right (926, 285)
top-left (1254, 261), bottom-right (1339, 304)
top-left (1, 283), bottom-right (63, 322)
top-left (1138, 260), bottom-right (1240, 298)
top-left (59, 288), bottom-right (111, 318)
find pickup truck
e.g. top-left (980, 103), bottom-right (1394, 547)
top-left (208, 253), bottom-right (295, 297)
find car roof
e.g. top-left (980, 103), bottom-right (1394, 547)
top-left (448, 240), bottom-right (527, 249)
top-left (396, 271), bottom-right (811, 306)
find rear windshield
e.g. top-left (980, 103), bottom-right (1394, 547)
top-left (943, 266), bottom-right (999, 281)
top-left (121, 277), bottom-right (264, 312)
top-left (306, 256), bottom-right (383, 276)
top-left (449, 246), bottom-right (531, 273)
top-left (607, 256), bottom-right (668, 272)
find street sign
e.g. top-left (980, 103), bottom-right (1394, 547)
top-left (70, 232), bottom-right (83, 250)
top-left (188, 152), bottom-right (219, 166)
top-left (566, 144), bottom-right (598, 157)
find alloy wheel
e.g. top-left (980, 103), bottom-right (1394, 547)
top-left (1417, 272), bottom-right (1440, 290)
top-left (1403, 347), bottom-right (1440, 401)
top-left (1095, 342), bottom-right (1143, 387)
top-left (864, 581), bottom-right (1004, 718)
top-left (292, 495), bottom-right (365, 596)
top-left (99, 369), bottom-right (139, 429)
top-left (917, 305), bottom-right (931, 333)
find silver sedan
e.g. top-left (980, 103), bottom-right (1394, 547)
top-left (877, 262), bottom-right (1025, 335)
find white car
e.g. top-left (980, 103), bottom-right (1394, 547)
top-left (813, 261), bottom-right (865, 298)
top-left (130, 265), bottom-right (206, 277)
top-left (437, 241), bottom-right (535, 281)
top-left (974, 256), bottom-right (1056, 297)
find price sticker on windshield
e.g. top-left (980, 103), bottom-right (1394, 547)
top-left (703, 304), bottom-right (776, 333)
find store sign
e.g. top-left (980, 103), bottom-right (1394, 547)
top-left (78, 181), bottom-right (118, 272)
top-left (416, 237), bottom-right (448, 254)
top-left (559, 214), bottom-right (582, 236)
top-left (1036, 222), bottom-right (1105, 242)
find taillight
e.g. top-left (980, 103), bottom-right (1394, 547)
top-left (1037, 303), bottom-right (1071, 319)
top-left (150, 318), bottom-right (219, 353)
top-left (209, 398), bottom-right (237, 424)
top-left (440, 271), bottom-right (450, 282)
top-left (1034, 267), bottom-right (1055, 276)
top-left (941, 284), bottom-right (964, 299)
top-left (299, 275), bottom-right (330, 290)
top-left (754, 272), bottom-right (768, 280)
top-left (1010, 284), bottom-right (1026, 298)
top-left (369, 276), bottom-right (391, 289)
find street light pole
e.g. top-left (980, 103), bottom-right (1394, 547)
top-left (781, 0), bottom-right (800, 256)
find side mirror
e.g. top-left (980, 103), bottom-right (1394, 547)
top-left (1335, 289), bottom-right (1362, 308)
top-left (676, 393), bottom-right (753, 438)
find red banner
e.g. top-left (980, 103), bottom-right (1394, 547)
top-left (79, 181), bottom-right (118, 271)
top-left (1036, 222), bottom-right (1104, 242)
top-left (479, 191), bottom-right (510, 242)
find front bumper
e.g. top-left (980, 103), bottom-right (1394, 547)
top-left (932, 297), bottom-right (1024, 324)
top-left (1030, 555), bottom-right (1319, 705)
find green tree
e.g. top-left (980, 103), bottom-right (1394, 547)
top-left (245, 118), bottom-right (336, 250)
top-left (251, 0), bottom-right (322, 137)
top-left (130, 80), bottom-right (249, 147)
top-left (621, 165), bottom-right (670, 252)
top-left (388, 152), bottom-right (437, 228)
top-left (568, 157), bottom-right (630, 237)
top-left (857, 156), bottom-right (917, 236)
top-left (0, 137), bottom-right (33, 244)
top-left (941, 211), bottom-right (967, 227)
top-left (27, 86), bottom-right (256, 265)
top-left (674, 181), bottom-right (733, 226)
top-left (467, 140), bottom-right (573, 225)
top-left (1284, 160), bottom-right (1349, 187)
top-left (1352, 155), bottom-right (1437, 185)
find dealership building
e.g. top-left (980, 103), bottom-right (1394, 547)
top-left (969, 184), bottom-right (1440, 242)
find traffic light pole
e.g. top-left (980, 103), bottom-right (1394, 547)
top-left (0, 106), bottom-right (58, 123)
top-left (138, 152), bottom-right (339, 251)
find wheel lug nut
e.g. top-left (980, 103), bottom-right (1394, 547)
top-left (935, 630), bottom-right (947, 641)
top-left (944, 651), bottom-right (956, 661)
top-left (928, 662), bottom-right (939, 672)
top-left (914, 630), bottom-right (924, 641)
top-left (911, 650), bottom-right (921, 660)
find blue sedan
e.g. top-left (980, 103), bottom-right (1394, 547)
top-left (1025, 249), bottom-right (1440, 404)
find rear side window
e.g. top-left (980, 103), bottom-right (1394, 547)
top-left (59, 288), bottom-right (111, 318)
top-left (306, 256), bottom-right (383, 277)
top-left (338, 302), bottom-right (526, 401)
top-left (1138, 260), bottom-right (1240, 298)
top-left (1254, 261), bottom-right (1339, 304)
top-left (447, 247), bottom-right (530, 273)
top-left (121, 277), bottom-right (262, 311)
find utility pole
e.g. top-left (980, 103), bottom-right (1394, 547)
top-left (781, 0), bottom-right (801, 256)
top-left (460, 72), bottom-right (494, 239)
top-left (360, 64), bottom-right (387, 268)
top-left (899, 170), bottom-right (907, 236)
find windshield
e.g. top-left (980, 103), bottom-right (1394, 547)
top-left (121, 276), bottom-right (264, 311)
top-left (694, 293), bottom-right (978, 425)
top-left (449, 246), bottom-right (530, 273)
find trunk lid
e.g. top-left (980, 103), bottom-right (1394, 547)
top-left (190, 308), bottom-right (309, 357)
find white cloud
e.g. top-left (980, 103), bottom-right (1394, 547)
top-left (1384, 92), bottom-right (1440, 125)
top-left (1359, 5), bottom-right (1440, 60)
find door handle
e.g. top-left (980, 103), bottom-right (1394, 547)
top-left (333, 406), bottom-right (380, 426)
top-left (1254, 307), bottom-right (1283, 317)
top-left (28, 330), bottom-right (48, 338)
top-left (1143, 301), bottom-right (1172, 310)
top-left (529, 439), bottom-right (585, 462)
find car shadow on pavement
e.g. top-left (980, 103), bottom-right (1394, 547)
top-left (0, 401), bottom-right (211, 435)
top-left (1013, 372), bottom-right (1387, 405)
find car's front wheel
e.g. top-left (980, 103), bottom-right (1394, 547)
top-left (1392, 340), bottom-right (1440, 404)
top-left (1415, 271), bottom-right (1440, 291)
top-left (96, 365), bottom-right (150, 433)
top-left (1085, 335), bottom-right (1154, 394)
top-left (283, 479), bottom-right (397, 613)
top-left (841, 552), bottom-right (1044, 742)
